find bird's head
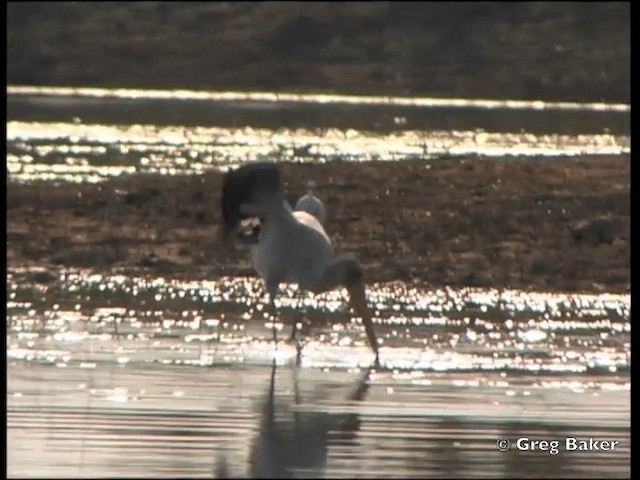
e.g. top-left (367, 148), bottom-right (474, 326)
top-left (217, 162), bottom-right (282, 249)
top-left (216, 224), bottom-right (238, 251)
top-left (306, 180), bottom-right (317, 194)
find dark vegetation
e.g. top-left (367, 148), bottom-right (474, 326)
top-left (7, 2), bottom-right (630, 102)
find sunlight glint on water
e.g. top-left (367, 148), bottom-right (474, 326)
top-left (6, 120), bottom-right (630, 184)
top-left (7, 85), bottom-right (631, 112)
top-left (7, 268), bottom-right (630, 373)
top-left (6, 86), bottom-right (630, 478)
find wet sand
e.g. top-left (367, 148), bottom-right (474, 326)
top-left (7, 155), bottom-right (629, 294)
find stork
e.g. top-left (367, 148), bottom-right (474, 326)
top-left (219, 162), bottom-right (379, 359)
top-left (295, 180), bottom-right (327, 225)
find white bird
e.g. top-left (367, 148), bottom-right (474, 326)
top-left (295, 180), bottom-right (327, 224)
top-left (219, 162), bottom-right (379, 359)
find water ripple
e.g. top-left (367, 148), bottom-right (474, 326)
top-left (7, 268), bottom-right (630, 374)
top-left (6, 120), bottom-right (630, 183)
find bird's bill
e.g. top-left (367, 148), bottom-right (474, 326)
top-left (215, 225), bottom-right (236, 250)
top-left (347, 282), bottom-right (379, 357)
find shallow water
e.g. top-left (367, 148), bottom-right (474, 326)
top-left (7, 268), bottom-right (631, 372)
top-left (7, 87), bottom-right (630, 478)
top-left (7, 267), bottom-right (630, 478)
top-left (6, 120), bottom-right (630, 184)
top-left (7, 86), bottom-right (631, 135)
top-left (7, 363), bottom-right (630, 479)
top-left (6, 86), bottom-right (630, 184)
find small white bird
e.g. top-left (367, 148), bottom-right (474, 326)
top-left (295, 180), bottom-right (327, 225)
top-left (219, 162), bottom-right (379, 359)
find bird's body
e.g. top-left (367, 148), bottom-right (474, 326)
top-left (294, 181), bottom-right (327, 224)
top-left (252, 208), bottom-right (331, 292)
top-left (219, 162), bottom-right (379, 358)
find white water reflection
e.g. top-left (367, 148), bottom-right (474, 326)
top-left (6, 268), bottom-right (630, 374)
top-left (6, 120), bottom-right (630, 184)
top-left (7, 85), bottom-right (631, 112)
top-left (7, 266), bottom-right (631, 478)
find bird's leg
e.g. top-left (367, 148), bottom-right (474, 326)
top-left (289, 288), bottom-right (305, 342)
top-left (113, 318), bottom-right (119, 341)
top-left (269, 293), bottom-right (278, 347)
top-left (265, 280), bottom-right (281, 349)
top-left (289, 318), bottom-right (299, 342)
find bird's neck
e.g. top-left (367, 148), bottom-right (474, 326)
top-left (262, 199), bottom-right (297, 229)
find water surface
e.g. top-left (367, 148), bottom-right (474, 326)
top-left (7, 267), bottom-right (630, 478)
top-left (6, 119), bottom-right (630, 184)
top-left (6, 86), bottom-right (630, 478)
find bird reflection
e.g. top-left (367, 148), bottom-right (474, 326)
top-left (248, 361), bottom-right (370, 479)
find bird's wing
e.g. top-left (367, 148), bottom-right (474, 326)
top-left (251, 209), bottom-right (332, 290)
top-left (267, 210), bottom-right (333, 290)
top-left (292, 210), bottom-right (331, 246)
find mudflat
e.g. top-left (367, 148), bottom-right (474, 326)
top-left (7, 155), bottom-right (629, 293)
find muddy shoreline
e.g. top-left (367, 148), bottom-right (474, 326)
top-left (7, 155), bottom-right (630, 294)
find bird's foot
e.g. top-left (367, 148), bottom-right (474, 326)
top-left (373, 352), bottom-right (381, 369)
top-left (290, 315), bottom-right (314, 344)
